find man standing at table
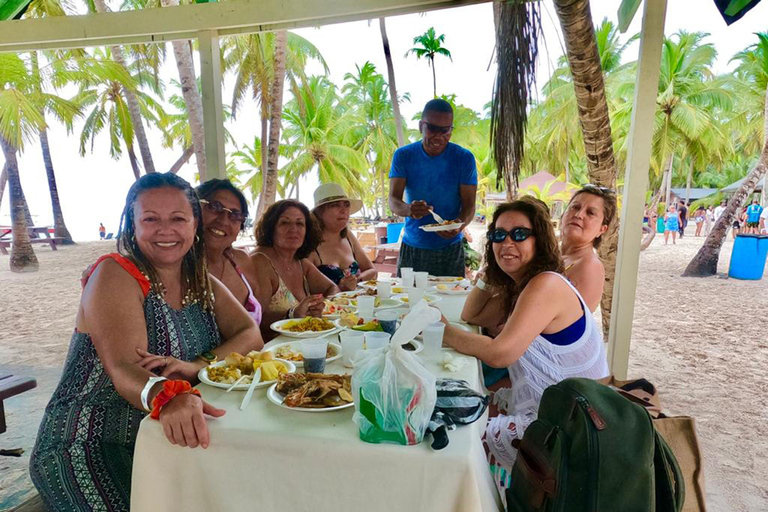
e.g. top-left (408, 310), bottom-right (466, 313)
top-left (388, 99), bottom-right (477, 277)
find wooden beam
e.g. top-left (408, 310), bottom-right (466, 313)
top-left (0, 0), bottom-right (489, 53)
top-left (607, 0), bottom-right (667, 379)
top-left (198, 30), bottom-right (226, 181)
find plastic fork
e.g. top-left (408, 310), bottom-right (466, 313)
top-left (429, 207), bottom-right (446, 224)
top-left (239, 367), bottom-right (262, 410)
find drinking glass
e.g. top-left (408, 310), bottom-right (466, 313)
top-left (356, 295), bottom-right (376, 320)
top-left (422, 322), bottom-right (446, 358)
top-left (340, 331), bottom-right (365, 368)
top-left (301, 339), bottom-right (329, 373)
top-left (376, 280), bottom-right (392, 299)
top-left (375, 310), bottom-right (399, 336)
top-left (365, 331), bottom-right (391, 351)
top-left (414, 271), bottom-right (429, 290)
top-left (400, 267), bottom-right (414, 288)
top-left (407, 287), bottom-right (424, 309)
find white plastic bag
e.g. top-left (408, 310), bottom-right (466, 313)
top-left (352, 300), bottom-right (441, 445)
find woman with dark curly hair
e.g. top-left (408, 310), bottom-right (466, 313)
top-left (441, 197), bottom-right (608, 499)
top-left (250, 199), bottom-right (339, 340)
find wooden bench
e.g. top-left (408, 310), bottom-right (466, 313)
top-left (371, 242), bottom-right (400, 275)
top-left (0, 236), bottom-right (64, 255)
top-left (0, 374), bottom-right (37, 435)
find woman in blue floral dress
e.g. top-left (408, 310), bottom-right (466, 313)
top-left (30, 173), bottom-right (263, 511)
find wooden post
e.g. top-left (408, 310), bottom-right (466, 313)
top-left (198, 30), bottom-right (226, 181)
top-left (607, 0), bottom-right (667, 378)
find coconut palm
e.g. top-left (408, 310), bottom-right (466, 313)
top-left (405, 27), bottom-right (452, 98)
top-left (685, 32), bottom-right (768, 277)
top-left (379, 17), bottom-right (406, 147)
top-left (0, 53), bottom-right (78, 272)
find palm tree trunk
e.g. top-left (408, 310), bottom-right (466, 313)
top-left (379, 18), bottom-right (406, 147)
top-left (660, 153), bottom-right (674, 208)
top-left (92, 0), bottom-right (155, 175)
top-left (554, 0), bottom-right (617, 336)
top-left (261, 112), bottom-right (269, 175)
top-left (1, 136), bottom-right (38, 272)
top-left (169, 146), bottom-right (194, 173)
top-left (39, 129), bottom-right (74, 244)
top-left (161, 0), bottom-right (207, 181)
top-left (127, 144), bottom-right (141, 181)
top-left (430, 57), bottom-right (437, 98)
top-left (684, 159), bottom-right (693, 206)
top-left (684, 82), bottom-right (768, 277)
top-left (0, 163), bottom-right (7, 210)
top-left (257, 30), bottom-right (287, 217)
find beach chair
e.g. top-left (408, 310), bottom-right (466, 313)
top-left (105, 233), bottom-right (113, 240)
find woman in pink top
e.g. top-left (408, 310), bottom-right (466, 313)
top-left (197, 179), bottom-right (262, 326)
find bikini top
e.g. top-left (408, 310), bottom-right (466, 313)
top-left (315, 236), bottom-right (360, 285)
top-left (224, 250), bottom-right (262, 326)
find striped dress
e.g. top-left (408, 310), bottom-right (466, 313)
top-left (29, 254), bottom-right (220, 512)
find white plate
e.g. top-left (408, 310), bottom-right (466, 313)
top-left (393, 293), bottom-right (442, 305)
top-left (330, 293), bottom-right (403, 310)
top-left (434, 284), bottom-right (472, 295)
top-left (419, 222), bottom-right (463, 232)
top-left (428, 276), bottom-right (465, 283)
top-left (399, 339), bottom-right (423, 354)
top-left (198, 359), bottom-right (297, 390)
top-left (263, 341), bottom-right (342, 368)
top-left (266, 382), bottom-right (354, 412)
top-left (269, 318), bottom-right (339, 338)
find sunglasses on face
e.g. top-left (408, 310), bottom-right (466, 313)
top-left (422, 121), bottom-right (453, 135)
top-left (488, 227), bottom-right (533, 243)
top-left (199, 199), bottom-right (245, 224)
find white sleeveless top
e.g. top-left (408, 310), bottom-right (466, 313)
top-left (487, 272), bottom-right (609, 469)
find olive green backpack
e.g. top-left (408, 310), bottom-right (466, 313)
top-left (506, 378), bottom-right (684, 512)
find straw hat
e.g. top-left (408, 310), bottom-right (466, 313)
top-left (312, 183), bottom-right (363, 214)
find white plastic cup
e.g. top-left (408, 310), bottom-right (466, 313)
top-left (301, 339), bottom-right (329, 373)
top-left (407, 288), bottom-right (424, 309)
top-left (400, 267), bottom-right (414, 288)
top-left (365, 331), bottom-right (391, 351)
top-left (414, 271), bottom-right (429, 290)
top-left (376, 280), bottom-right (392, 299)
top-left (340, 331), bottom-right (365, 368)
top-left (422, 322), bottom-right (446, 358)
top-left (356, 295), bottom-right (376, 319)
top-left (375, 309), bottom-right (400, 336)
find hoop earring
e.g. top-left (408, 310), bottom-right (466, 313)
top-left (195, 235), bottom-right (200, 243)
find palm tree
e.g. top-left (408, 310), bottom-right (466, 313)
top-left (259, 30), bottom-right (287, 217)
top-left (0, 53), bottom-right (78, 272)
top-left (379, 18), bottom-right (406, 147)
top-left (684, 33), bottom-right (768, 277)
top-left (405, 27), bottom-right (452, 98)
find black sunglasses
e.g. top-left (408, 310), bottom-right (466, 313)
top-left (422, 121), bottom-right (453, 135)
top-left (488, 227), bottom-right (533, 243)
top-left (200, 199), bottom-right (246, 224)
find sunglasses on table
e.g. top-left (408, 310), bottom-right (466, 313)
top-left (199, 199), bottom-right (246, 224)
top-left (422, 122), bottom-right (454, 134)
top-left (488, 227), bottom-right (534, 243)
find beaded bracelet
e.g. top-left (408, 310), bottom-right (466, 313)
top-left (150, 380), bottom-right (201, 420)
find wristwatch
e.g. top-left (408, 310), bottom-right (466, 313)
top-left (198, 351), bottom-right (217, 364)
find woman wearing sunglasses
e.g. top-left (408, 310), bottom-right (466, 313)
top-left (196, 179), bottom-right (262, 326)
top-left (441, 197), bottom-right (608, 497)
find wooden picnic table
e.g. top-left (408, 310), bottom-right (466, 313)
top-left (371, 241), bottom-right (400, 275)
top-left (0, 226), bottom-right (64, 255)
top-left (0, 374), bottom-right (36, 435)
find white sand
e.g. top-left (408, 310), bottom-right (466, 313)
top-left (1, 231), bottom-right (766, 510)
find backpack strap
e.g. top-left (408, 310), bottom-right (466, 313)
top-left (653, 428), bottom-right (686, 512)
top-left (82, 253), bottom-right (151, 298)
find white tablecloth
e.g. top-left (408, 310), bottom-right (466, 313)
top-left (131, 294), bottom-right (501, 512)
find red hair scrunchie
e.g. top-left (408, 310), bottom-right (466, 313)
top-left (150, 380), bottom-right (201, 420)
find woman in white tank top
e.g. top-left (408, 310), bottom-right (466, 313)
top-left (442, 197), bottom-right (609, 499)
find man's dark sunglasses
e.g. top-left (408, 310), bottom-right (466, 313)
top-left (488, 227), bottom-right (533, 243)
top-left (422, 122), bottom-right (453, 134)
top-left (200, 199), bottom-right (246, 223)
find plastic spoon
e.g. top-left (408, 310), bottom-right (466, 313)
top-left (239, 367), bottom-right (262, 410)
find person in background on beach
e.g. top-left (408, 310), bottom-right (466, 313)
top-left (693, 206), bottom-right (706, 236)
top-left (29, 173), bottom-right (263, 512)
top-left (704, 206), bottom-right (714, 236)
top-left (388, 98), bottom-right (478, 277)
top-left (714, 200), bottom-right (726, 223)
top-left (664, 204), bottom-right (681, 245)
top-left (745, 199), bottom-right (763, 234)
top-left (196, 179), bottom-right (262, 327)
top-left (760, 206), bottom-right (768, 234)
top-left (732, 206), bottom-right (746, 239)
top-left (677, 200), bottom-right (688, 238)
top-left (99, 223), bottom-right (106, 240)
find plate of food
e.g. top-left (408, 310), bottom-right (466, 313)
top-left (435, 282), bottom-right (472, 295)
top-left (419, 220), bottom-right (463, 232)
top-left (270, 317), bottom-right (339, 338)
top-left (198, 352), bottom-right (296, 390)
top-left (393, 293), bottom-right (442, 305)
top-left (322, 299), bottom-right (355, 319)
top-left (329, 293), bottom-right (403, 310)
top-left (263, 341), bottom-right (342, 368)
top-left (428, 276), bottom-right (465, 283)
top-left (267, 372), bottom-right (354, 412)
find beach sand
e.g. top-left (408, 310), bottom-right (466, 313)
top-left (1, 230), bottom-right (766, 510)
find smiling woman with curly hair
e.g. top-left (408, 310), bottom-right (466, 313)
top-left (440, 196), bottom-right (609, 500)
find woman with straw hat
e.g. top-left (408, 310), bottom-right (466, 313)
top-left (309, 183), bottom-right (377, 291)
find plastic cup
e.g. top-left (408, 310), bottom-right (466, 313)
top-left (422, 322), bottom-right (446, 358)
top-left (414, 271), bottom-right (429, 290)
top-left (301, 339), bottom-right (328, 373)
top-left (376, 280), bottom-right (392, 299)
top-left (400, 267), bottom-right (414, 288)
top-left (356, 295), bottom-right (376, 320)
top-left (375, 309), bottom-right (400, 336)
top-left (407, 288), bottom-right (424, 309)
top-left (365, 331), bottom-right (391, 351)
top-left (340, 331), bottom-right (365, 368)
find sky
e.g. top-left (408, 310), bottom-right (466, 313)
top-left (2, 0), bottom-right (768, 241)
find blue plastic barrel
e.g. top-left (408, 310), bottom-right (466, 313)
top-left (387, 222), bottom-right (404, 243)
top-left (728, 234), bottom-right (768, 280)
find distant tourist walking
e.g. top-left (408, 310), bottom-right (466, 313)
top-left (664, 204), bottom-right (681, 245)
top-left (98, 223), bottom-right (106, 240)
top-left (704, 206), bottom-right (714, 236)
top-left (693, 206), bottom-right (706, 236)
top-left (714, 200), bottom-right (726, 223)
top-left (745, 199), bottom-right (763, 234)
top-left (677, 200), bottom-right (688, 238)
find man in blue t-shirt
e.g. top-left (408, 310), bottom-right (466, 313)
top-left (745, 199), bottom-right (763, 234)
top-left (388, 99), bottom-right (478, 277)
